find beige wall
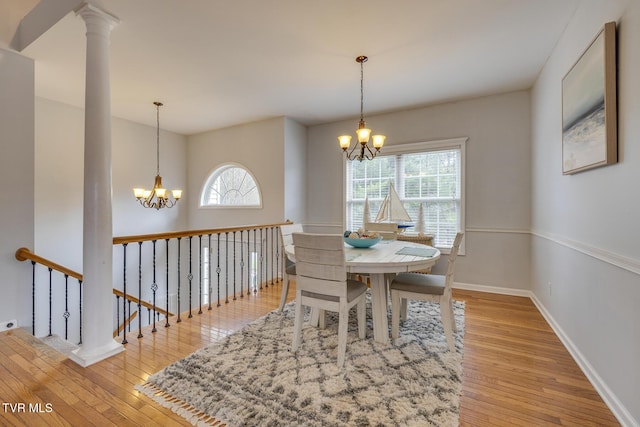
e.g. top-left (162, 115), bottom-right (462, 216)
top-left (0, 48), bottom-right (35, 329)
top-left (307, 90), bottom-right (532, 290)
top-left (186, 117), bottom-right (297, 230)
top-left (531, 0), bottom-right (638, 424)
top-left (34, 98), bottom-right (188, 271)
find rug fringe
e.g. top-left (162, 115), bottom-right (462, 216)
top-left (136, 382), bottom-right (226, 426)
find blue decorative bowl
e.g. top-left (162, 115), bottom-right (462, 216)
top-left (344, 236), bottom-right (382, 248)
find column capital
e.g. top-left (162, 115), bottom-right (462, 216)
top-left (75, 2), bottom-right (119, 30)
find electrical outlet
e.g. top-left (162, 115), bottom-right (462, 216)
top-left (0, 319), bottom-right (18, 332)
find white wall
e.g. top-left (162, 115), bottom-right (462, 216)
top-left (284, 117), bottom-right (307, 224)
top-left (0, 48), bottom-right (35, 329)
top-left (35, 98), bottom-right (187, 272)
top-left (307, 91), bottom-right (532, 289)
top-left (187, 117), bottom-right (289, 229)
top-left (531, 0), bottom-right (638, 425)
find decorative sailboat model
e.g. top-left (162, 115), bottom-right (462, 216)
top-left (374, 182), bottom-right (413, 230)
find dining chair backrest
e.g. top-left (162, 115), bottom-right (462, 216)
top-left (444, 232), bottom-right (464, 289)
top-left (365, 222), bottom-right (398, 240)
top-left (292, 233), bottom-right (347, 298)
top-left (280, 223), bottom-right (304, 248)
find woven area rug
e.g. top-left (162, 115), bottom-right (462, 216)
top-left (136, 294), bottom-right (465, 426)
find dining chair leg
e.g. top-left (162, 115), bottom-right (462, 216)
top-left (449, 299), bottom-right (458, 333)
top-left (278, 277), bottom-right (290, 312)
top-left (400, 298), bottom-right (408, 322)
top-left (292, 291), bottom-right (303, 352)
top-left (391, 291), bottom-right (401, 341)
top-left (439, 299), bottom-right (456, 352)
top-left (318, 309), bottom-right (326, 329)
top-left (357, 298), bottom-right (366, 339)
top-left (337, 304), bottom-right (349, 367)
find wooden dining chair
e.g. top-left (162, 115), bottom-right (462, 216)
top-left (278, 223), bottom-right (304, 312)
top-left (291, 232), bottom-right (368, 367)
top-left (390, 232), bottom-right (464, 352)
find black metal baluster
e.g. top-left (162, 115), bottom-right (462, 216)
top-left (233, 231), bottom-right (237, 300)
top-left (198, 235), bottom-right (203, 314)
top-left (48, 267), bottom-right (52, 337)
top-left (240, 230), bottom-right (245, 298)
top-left (264, 227), bottom-right (268, 289)
top-left (177, 237), bottom-right (182, 323)
top-left (64, 274), bottom-right (70, 340)
top-left (137, 241), bottom-right (143, 339)
top-left (217, 233), bottom-right (221, 307)
top-left (188, 236), bottom-right (193, 318)
top-left (259, 228), bottom-right (263, 290)
top-left (151, 240), bottom-right (158, 333)
top-left (121, 243), bottom-right (128, 344)
top-left (127, 300), bottom-right (132, 332)
top-left (78, 279), bottom-right (82, 345)
top-left (225, 232), bottom-right (229, 304)
top-left (253, 229), bottom-right (257, 293)
top-left (31, 261), bottom-right (35, 336)
top-left (276, 226), bottom-right (281, 284)
top-left (116, 295), bottom-right (120, 336)
top-left (264, 227), bottom-right (268, 288)
top-left (165, 239), bottom-right (170, 328)
top-left (270, 227), bottom-right (274, 286)
top-left (208, 233), bottom-right (213, 311)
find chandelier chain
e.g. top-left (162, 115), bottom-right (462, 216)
top-left (133, 101), bottom-right (181, 209)
top-left (155, 101), bottom-right (162, 176)
top-left (360, 59), bottom-right (364, 122)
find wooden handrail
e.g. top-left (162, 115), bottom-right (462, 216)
top-left (113, 310), bottom-right (137, 338)
top-left (15, 247), bottom-right (173, 316)
top-left (112, 221), bottom-right (292, 245)
top-left (15, 247), bottom-right (83, 281)
top-left (112, 289), bottom-right (172, 317)
top-left (16, 222), bottom-right (292, 267)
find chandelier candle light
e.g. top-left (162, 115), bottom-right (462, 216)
top-left (338, 55), bottom-right (386, 161)
top-left (133, 101), bottom-right (182, 209)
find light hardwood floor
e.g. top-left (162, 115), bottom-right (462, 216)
top-left (0, 282), bottom-right (620, 426)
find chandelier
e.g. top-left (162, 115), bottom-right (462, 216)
top-left (338, 55), bottom-right (386, 161)
top-left (133, 101), bottom-right (182, 209)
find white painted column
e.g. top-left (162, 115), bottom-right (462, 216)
top-left (70, 2), bottom-right (123, 367)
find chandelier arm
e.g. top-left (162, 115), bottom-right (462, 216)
top-left (364, 143), bottom-right (376, 159)
top-left (345, 141), bottom-right (358, 160)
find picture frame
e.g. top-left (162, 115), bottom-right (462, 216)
top-left (562, 21), bottom-right (617, 175)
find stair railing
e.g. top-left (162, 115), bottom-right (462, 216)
top-left (15, 221), bottom-right (291, 346)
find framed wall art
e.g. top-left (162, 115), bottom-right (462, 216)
top-left (562, 21), bottom-right (617, 175)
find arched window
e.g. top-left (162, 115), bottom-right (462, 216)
top-left (200, 163), bottom-right (262, 208)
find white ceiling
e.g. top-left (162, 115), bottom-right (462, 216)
top-left (7, 0), bottom-right (581, 135)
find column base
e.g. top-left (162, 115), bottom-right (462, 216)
top-left (69, 339), bottom-right (124, 367)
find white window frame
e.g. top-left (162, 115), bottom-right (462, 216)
top-left (343, 137), bottom-right (467, 254)
top-left (200, 162), bottom-right (263, 209)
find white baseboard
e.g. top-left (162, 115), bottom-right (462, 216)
top-left (529, 293), bottom-right (638, 427)
top-left (0, 319), bottom-right (18, 332)
top-left (453, 281), bottom-right (531, 297)
top-left (454, 281), bottom-right (637, 427)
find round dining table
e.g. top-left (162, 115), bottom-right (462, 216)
top-left (285, 239), bottom-right (441, 344)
